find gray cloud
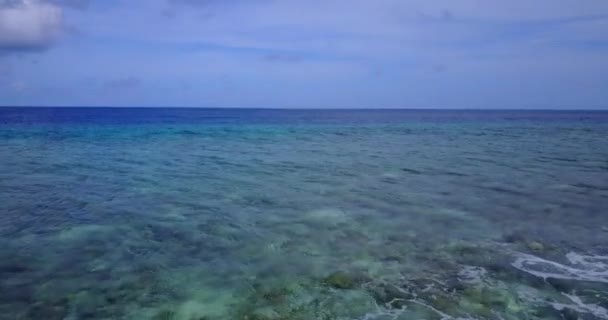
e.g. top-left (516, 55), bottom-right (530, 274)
top-left (168, 0), bottom-right (218, 5)
top-left (0, 0), bottom-right (64, 51)
top-left (168, 0), bottom-right (254, 7)
top-left (0, 61), bottom-right (13, 78)
top-left (165, 0), bottom-right (255, 20)
top-left (102, 77), bottom-right (142, 91)
top-left (166, 0), bottom-right (271, 14)
top-left (263, 53), bottom-right (302, 63)
top-left (49, 0), bottom-right (88, 10)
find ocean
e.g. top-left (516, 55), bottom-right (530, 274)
top-left (0, 107), bottom-right (607, 319)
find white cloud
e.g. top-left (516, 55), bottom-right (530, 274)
top-left (9, 79), bottom-right (26, 92)
top-left (89, 0), bottom-right (602, 62)
top-left (0, 0), bottom-right (63, 50)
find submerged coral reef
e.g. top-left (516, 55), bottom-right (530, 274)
top-left (1, 110), bottom-right (607, 319)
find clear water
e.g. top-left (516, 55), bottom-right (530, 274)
top-left (1, 108), bottom-right (607, 320)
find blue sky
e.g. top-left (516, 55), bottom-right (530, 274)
top-left (1, 0), bottom-right (607, 108)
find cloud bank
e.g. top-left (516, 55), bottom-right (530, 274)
top-left (0, 0), bottom-right (63, 51)
top-left (1, 0), bottom-right (608, 108)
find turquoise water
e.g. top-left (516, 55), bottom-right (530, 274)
top-left (1, 108), bottom-right (607, 319)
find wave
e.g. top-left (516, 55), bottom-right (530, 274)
top-left (512, 252), bottom-right (608, 283)
top-left (513, 251), bottom-right (608, 319)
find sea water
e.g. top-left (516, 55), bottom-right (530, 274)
top-left (0, 108), bottom-right (607, 319)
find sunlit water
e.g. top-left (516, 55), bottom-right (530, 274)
top-left (1, 108), bottom-right (607, 320)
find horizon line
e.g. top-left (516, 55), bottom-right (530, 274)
top-left (1, 106), bottom-right (608, 111)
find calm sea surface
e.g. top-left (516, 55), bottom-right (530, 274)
top-left (1, 108), bottom-right (607, 320)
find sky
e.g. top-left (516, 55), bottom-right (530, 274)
top-left (0, 0), bottom-right (607, 109)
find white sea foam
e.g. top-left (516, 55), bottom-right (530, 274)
top-left (551, 293), bottom-right (608, 319)
top-left (512, 252), bottom-right (608, 319)
top-left (458, 266), bottom-right (487, 284)
top-left (511, 252), bottom-right (608, 283)
top-left (361, 298), bottom-right (479, 320)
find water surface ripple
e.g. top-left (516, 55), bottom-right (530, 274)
top-left (1, 108), bottom-right (607, 319)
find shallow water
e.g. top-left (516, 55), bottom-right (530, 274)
top-left (1, 108), bottom-right (607, 320)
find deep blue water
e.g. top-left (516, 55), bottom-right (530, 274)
top-left (2, 107), bottom-right (608, 125)
top-left (1, 108), bottom-right (607, 320)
